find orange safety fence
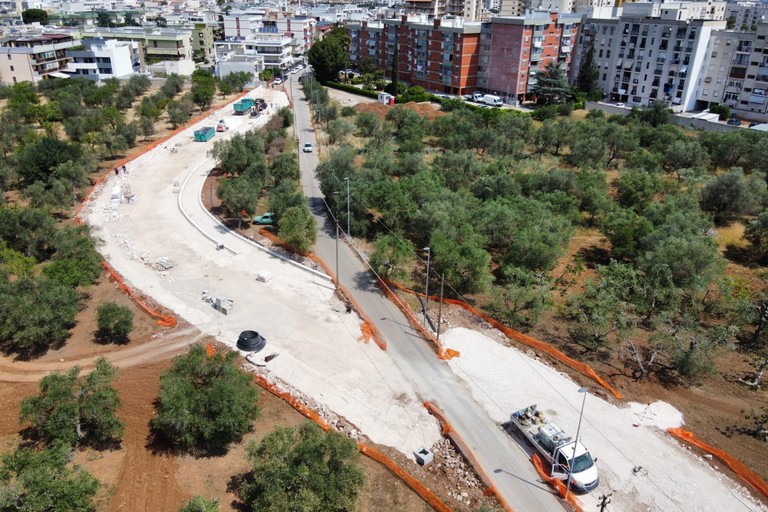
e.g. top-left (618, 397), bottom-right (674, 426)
top-left (102, 261), bottom-right (177, 327)
top-left (358, 443), bottom-right (452, 512)
top-left (424, 402), bottom-right (515, 512)
top-left (376, 278), bottom-right (459, 361)
top-left (530, 453), bottom-right (584, 512)
top-left (258, 228), bottom-right (388, 351)
top-left (251, 373), bottom-right (453, 512)
top-left (668, 427), bottom-right (768, 499)
top-left (386, 281), bottom-right (621, 399)
top-left (76, 92), bottom-right (250, 327)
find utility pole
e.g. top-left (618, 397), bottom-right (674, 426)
top-left (598, 493), bottom-right (612, 512)
top-left (335, 221), bottom-right (340, 287)
top-left (436, 273), bottom-right (444, 341)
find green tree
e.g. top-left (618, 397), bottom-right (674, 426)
top-left (190, 69), bottom-right (216, 110)
top-left (355, 112), bottom-right (382, 138)
top-left (0, 276), bottom-right (80, 354)
top-left (239, 422), bottom-right (364, 512)
top-left (20, 358), bottom-right (124, 447)
top-left (95, 302), bottom-right (133, 344)
top-left (139, 115), bottom-right (155, 140)
top-left (14, 136), bottom-right (82, 186)
top-left (43, 225), bottom-right (103, 288)
top-left (223, 71), bottom-right (253, 92)
top-left (178, 496), bottom-right (220, 512)
top-left (21, 8), bottom-right (48, 24)
top-left (745, 210), bottom-right (768, 262)
top-left (602, 207), bottom-right (653, 261)
top-left (430, 227), bottom-right (493, 294)
top-left (615, 170), bottom-right (661, 212)
top-left (530, 61), bottom-right (571, 105)
top-left (151, 345), bottom-right (260, 451)
top-left (654, 320), bottom-right (737, 379)
top-left (277, 206), bottom-right (317, 253)
top-left (576, 43), bottom-right (600, 98)
top-left (326, 118), bottom-right (354, 145)
top-left (307, 27), bottom-right (350, 83)
top-left (700, 168), bottom-right (766, 225)
top-left (167, 99), bottom-right (191, 128)
top-left (488, 267), bottom-right (552, 328)
top-left (96, 10), bottom-right (112, 27)
top-left (0, 442), bottom-right (99, 512)
top-left (369, 233), bottom-right (414, 283)
top-left (217, 176), bottom-right (260, 228)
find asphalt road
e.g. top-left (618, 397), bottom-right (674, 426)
top-left (287, 74), bottom-right (566, 512)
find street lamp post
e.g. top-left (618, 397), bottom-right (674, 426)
top-left (436, 273), bottom-right (444, 341)
top-left (343, 177), bottom-right (350, 238)
top-left (566, 387), bottom-right (589, 499)
top-left (423, 246), bottom-right (431, 327)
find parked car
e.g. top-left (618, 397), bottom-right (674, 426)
top-left (727, 116), bottom-right (741, 126)
top-left (253, 212), bottom-right (275, 225)
top-left (273, 77), bottom-right (283, 85)
top-left (303, 143), bottom-right (314, 153)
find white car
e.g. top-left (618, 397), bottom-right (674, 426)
top-left (290, 68), bottom-right (298, 74)
top-left (273, 77), bottom-right (283, 85)
top-left (302, 143), bottom-right (314, 153)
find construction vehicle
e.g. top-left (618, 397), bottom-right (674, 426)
top-left (505, 404), bottom-right (599, 493)
top-left (233, 98), bottom-right (255, 115)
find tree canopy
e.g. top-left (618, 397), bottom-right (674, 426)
top-left (151, 345), bottom-right (260, 451)
top-left (20, 358), bottom-right (124, 448)
top-left (238, 422), bottom-right (364, 512)
top-left (307, 27), bottom-right (350, 83)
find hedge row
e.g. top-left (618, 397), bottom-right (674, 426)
top-left (325, 81), bottom-right (380, 99)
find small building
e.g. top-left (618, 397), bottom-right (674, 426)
top-left (0, 32), bottom-right (79, 85)
top-left (65, 38), bottom-right (143, 81)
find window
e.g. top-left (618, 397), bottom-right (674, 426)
top-left (712, 51), bottom-right (717, 58)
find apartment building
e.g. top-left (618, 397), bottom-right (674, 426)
top-left (65, 38), bottom-right (142, 80)
top-left (81, 27), bottom-right (194, 61)
top-left (477, 11), bottom-right (582, 101)
top-left (573, 1), bottom-right (726, 111)
top-left (725, 1), bottom-right (768, 31)
top-left (223, 10), bottom-right (316, 56)
top-left (348, 15), bottom-right (482, 95)
top-left (403, 0), bottom-right (483, 21)
top-left (499, 0), bottom-right (574, 17)
top-left (214, 32), bottom-right (293, 74)
top-left (695, 25), bottom-right (768, 122)
top-left (192, 22), bottom-right (215, 61)
top-left (0, 33), bottom-right (79, 84)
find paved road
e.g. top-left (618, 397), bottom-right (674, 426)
top-left (287, 75), bottom-right (566, 512)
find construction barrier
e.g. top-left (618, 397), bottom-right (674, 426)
top-left (667, 427), bottom-right (768, 499)
top-left (358, 444), bottom-right (453, 512)
top-left (531, 453), bottom-right (584, 512)
top-left (385, 281), bottom-right (621, 399)
top-left (101, 261), bottom-right (177, 327)
top-left (251, 373), bottom-right (453, 512)
top-left (376, 278), bottom-right (459, 360)
top-left (424, 402), bottom-right (515, 512)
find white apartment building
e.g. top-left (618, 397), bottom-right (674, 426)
top-left (223, 10), bottom-right (316, 56)
top-left (696, 25), bottom-right (768, 122)
top-left (215, 32), bottom-right (292, 73)
top-left (65, 38), bottom-right (141, 80)
top-left (573, 1), bottom-right (726, 111)
top-left (725, 1), bottom-right (768, 31)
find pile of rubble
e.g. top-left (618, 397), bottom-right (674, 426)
top-left (426, 437), bottom-right (484, 502)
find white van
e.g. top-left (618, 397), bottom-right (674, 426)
top-left (482, 94), bottom-right (503, 107)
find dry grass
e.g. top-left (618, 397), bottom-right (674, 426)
top-left (717, 222), bottom-right (748, 250)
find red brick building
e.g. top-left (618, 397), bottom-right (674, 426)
top-left (348, 11), bottom-right (580, 100)
top-left (348, 15), bottom-right (481, 96)
top-left (478, 12), bottom-right (582, 102)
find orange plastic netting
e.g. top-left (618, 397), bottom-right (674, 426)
top-left (668, 427), bottom-right (768, 499)
top-left (386, 281), bottom-right (621, 399)
top-left (76, 93), bottom-right (250, 325)
top-left (531, 453), bottom-right (584, 512)
top-left (252, 374), bottom-right (452, 512)
top-left (102, 261), bottom-right (176, 327)
top-left (424, 402), bottom-right (515, 512)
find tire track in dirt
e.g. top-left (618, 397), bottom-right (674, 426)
top-left (110, 362), bottom-right (188, 512)
top-left (0, 328), bottom-right (204, 382)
